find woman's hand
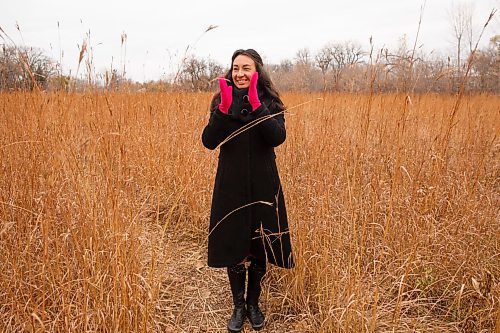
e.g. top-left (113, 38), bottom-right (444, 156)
top-left (218, 77), bottom-right (232, 114)
top-left (248, 72), bottom-right (261, 111)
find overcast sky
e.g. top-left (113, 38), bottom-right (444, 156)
top-left (1, 0), bottom-right (498, 82)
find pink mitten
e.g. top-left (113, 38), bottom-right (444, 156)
top-left (248, 72), bottom-right (261, 111)
top-left (218, 77), bottom-right (232, 114)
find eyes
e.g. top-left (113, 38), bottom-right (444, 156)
top-left (232, 65), bottom-right (253, 73)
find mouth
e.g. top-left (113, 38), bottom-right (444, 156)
top-left (235, 78), bottom-right (248, 86)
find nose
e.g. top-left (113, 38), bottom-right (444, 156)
top-left (236, 69), bottom-right (244, 77)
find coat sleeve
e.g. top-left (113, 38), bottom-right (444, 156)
top-left (254, 104), bottom-right (286, 147)
top-left (201, 104), bottom-right (234, 150)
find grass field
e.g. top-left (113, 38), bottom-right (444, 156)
top-left (0, 91), bottom-right (498, 332)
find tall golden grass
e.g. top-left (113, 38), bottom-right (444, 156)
top-left (0, 91), bottom-right (498, 332)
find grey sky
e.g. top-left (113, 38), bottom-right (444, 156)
top-left (1, 0), bottom-right (498, 82)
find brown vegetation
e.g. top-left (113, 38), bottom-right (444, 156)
top-left (0, 90), bottom-right (498, 332)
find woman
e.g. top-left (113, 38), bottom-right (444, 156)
top-left (201, 49), bottom-right (294, 332)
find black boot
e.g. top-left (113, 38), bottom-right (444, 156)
top-left (227, 264), bottom-right (247, 332)
top-left (246, 259), bottom-right (266, 330)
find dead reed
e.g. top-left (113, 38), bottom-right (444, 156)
top-left (0, 91), bottom-right (498, 332)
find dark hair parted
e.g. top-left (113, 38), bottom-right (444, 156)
top-left (210, 49), bottom-right (285, 113)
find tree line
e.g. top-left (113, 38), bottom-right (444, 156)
top-left (1, 35), bottom-right (498, 93)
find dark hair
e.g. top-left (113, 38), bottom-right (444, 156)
top-left (211, 49), bottom-right (285, 113)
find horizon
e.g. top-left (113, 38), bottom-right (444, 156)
top-left (1, 0), bottom-right (498, 82)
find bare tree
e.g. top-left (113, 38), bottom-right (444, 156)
top-left (0, 45), bottom-right (56, 91)
top-left (471, 35), bottom-right (500, 92)
top-left (295, 48), bottom-right (312, 66)
top-left (279, 59), bottom-right (294, 72)
top-left (330, 41), bottom-right (364, 89)
top-left (315, 45), bottom-right (334, 91)
top-left (179, 55), bottom-right (223, 91)
top-left (207, 59), bottom-right (224, 90)
top-left (293, 48), bottom-right (317, 90)
top-left (449, 1), bottom-right (473, 82)
top-left (183, 56), bottom-right (208, 90)
top-left (207, 59), bottom-right (223, 79)
top-left (331, 41), bottom-right (364, 68)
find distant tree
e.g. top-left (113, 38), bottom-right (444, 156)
top-left (0, 45), bottom-right (56, 91)
top-left (330, 41), bottom-right (364, 89)
top-left (449, 1), bottom-right (473, 86)
top-left (315, 45), bottom-right (334, 91)
top-left (0, 46), bottom-right (18, 89)
top-left (184, 56), bottom-right (207, 90)
top-left (331, 41), bottom-right (364, 68)
top-left (295, 48), bottom-right (312, 66)
top-left (415, 55), bottom-right (450, 93)
top-left (278, 59), bottom-right (293, 72)
top-left (292, 48), bottom-right (318, 90)
top-left (381, 35), bottom-right (427, 92)
top-left (471, 35), bottom-right (500, 92)
top-left (178, 55), bottom-right (223, 91)
top-left (207, 59), bottom-right (224, 90)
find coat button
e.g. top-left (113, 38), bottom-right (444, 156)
top-left (243, 95), bottom-right (249, 103)
top-left (241, 109), bottom-right (249, 116)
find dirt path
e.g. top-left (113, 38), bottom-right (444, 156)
top-left (154, 233), bottom-right (300, 333)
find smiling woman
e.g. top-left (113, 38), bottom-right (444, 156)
top-left (201, 48), bottom-right (293, 332)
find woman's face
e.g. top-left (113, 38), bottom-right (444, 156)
top-left (232, 54), bottom-right (257, 89)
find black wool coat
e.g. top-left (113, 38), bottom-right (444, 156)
top-left (201, 90), bottom-right (294, 269)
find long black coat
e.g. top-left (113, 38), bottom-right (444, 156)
top-left (202, 92), bottom-right (294, 269)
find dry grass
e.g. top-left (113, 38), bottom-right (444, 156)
top-left (0, 91), bottom-right (498, 332)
